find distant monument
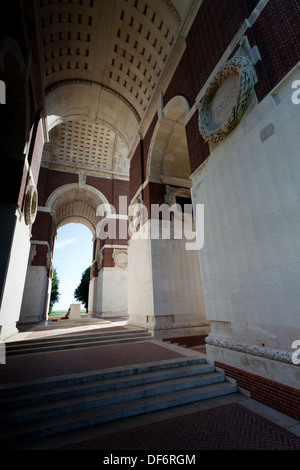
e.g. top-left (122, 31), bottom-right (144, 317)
top-left (69, 303), bottom-right (82, 319)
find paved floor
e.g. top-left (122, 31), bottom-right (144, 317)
top-left (1, 318), bottom-right (300, 451)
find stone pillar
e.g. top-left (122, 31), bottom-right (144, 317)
top-left (19, 245), bottom-right (51, 323)
top-left (20, 210), bottom-right (54, 323)
top-left (0, 205), bottom-right (31, 339)
top-left (89, 241), bottom-right (128, 318)
top-left (128, 217), bottom-right (208, 339)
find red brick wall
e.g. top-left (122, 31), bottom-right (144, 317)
top-left (164, 0), bottom-right (247, 108)
top-left (244, 0), bottom-right (260, 14)
top-left (186, 111), bottom-right (210, 174)
top-left (37, 169), bottom-right (127, 209)
top-left (85, 175), bottom-right (113, 203)
top-left (216, 361), bottom-right (300, 421)
top-left (32, 211), bottom-right (53, 246)
top-left (111, 179), bottom-right (130, 212)
top-left (31, 244), bottom-right (49, 268)
top-left (250, 0), bottom-right (300, 103)
top-left (102, 247), bottom-right (114, 268)
top-left (143, 182), bottom-right (166, 219)
top-left (163, 335), bottom-right (207, 348)
top-left (37, 168), bottom-right (78, 206)
top-left (129, 113), bottom-right (158, 202)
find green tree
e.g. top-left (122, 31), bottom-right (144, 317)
top-left (74, 266), bottom-right (90, 312)
top-left (49, 268), bottom-right (60, 313)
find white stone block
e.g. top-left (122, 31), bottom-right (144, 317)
top-left (20, 266), bottom-right (49, 323)
top-left (91, 267), bottom-right (128, 318)
top-left (0, 207), bottom-right (30, 339)
top-left (69, 303), bottom-right (82, 319)
top-left (128, 220), bottom-right (208, 338)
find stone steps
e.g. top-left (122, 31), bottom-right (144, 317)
top-left (0, 356), bottom-right (238, 449)
top-left (5, 329), bottom-right (152, 356)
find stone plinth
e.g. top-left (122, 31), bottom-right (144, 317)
top-left (69, 304), bottom-right (82, 319)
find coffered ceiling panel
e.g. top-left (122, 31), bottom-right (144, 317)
top-left (44, 118), bottom-right (129, 176)
top-left (34, 0), bottom-right (194, 176)
top-left (51, 119), bottom-right (114, 167)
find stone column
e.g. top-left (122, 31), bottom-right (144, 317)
top-left (89, 243), bottom-right (128, 318)
top-left (88, 196), bottom-right (129, 319)
top-left (20, 210), bottom-right (54, 323)
top-left (127, 193), bottom-right (208, 339)
top-left (0, 205), bottom-right (31, 339)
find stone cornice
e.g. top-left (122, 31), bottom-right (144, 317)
top-left (206, 336), bottom-right (298, 366)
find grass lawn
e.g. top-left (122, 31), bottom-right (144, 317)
top-left (48, 311), bottom-right (87, 319)
top-left (48, 311), bottom-right (68, 318)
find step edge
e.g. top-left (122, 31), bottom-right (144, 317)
top-left (0, 363), bottom-right (216, 407)
top-left (0, 355), bottom-right (206, 394)
top-left (5, 336), bottom-right (151, 355)
top-left (5, 331), bottom-right (151, 348)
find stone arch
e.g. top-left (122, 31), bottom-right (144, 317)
top-left (45, 83), bottom-right (139, 149)
top-left (146, 95), bottom-right (191, 185)
top-left (45, 183), bottom-right (110, 237)
top-left (21, 182), bottom-right (110, 322)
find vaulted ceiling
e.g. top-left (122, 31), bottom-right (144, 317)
top-left (27, 0), bottom-right (196, 178)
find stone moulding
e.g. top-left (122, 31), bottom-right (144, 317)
top-left (198, 56), bottom-right (255, 143)
top-left (205, 336), bottom-right (297, 366)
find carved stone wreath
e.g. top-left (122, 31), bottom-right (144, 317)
top-left (24, 185), bottom-right (38, 225)
top-left (198, 56), bottom-right (255, 143)
top-left (166, 187), bottom-right (191, 207)
top-left (113, 249), bottom-right (128, 268)
top-left (128, 197), bottom-right (144, 233)
top-left (166, 186), bottom-right (192, 221)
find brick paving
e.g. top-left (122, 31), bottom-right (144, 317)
top-left (59, 403), bottom-right (300, 450)
top-left (0, 340), bottom-right (185, 385)
top-left (1, 320), bottom-right (300, 451)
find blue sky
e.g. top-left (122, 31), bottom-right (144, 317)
top-left (52, 223), bottom-right (93, 311)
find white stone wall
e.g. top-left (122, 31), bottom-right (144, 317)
top-left (0, 207), bottom-right (31, 339)
top-left (20, 266), bottom-right (49, 323)
top-left (128, 219), bottom-right (209, 338)
top-left (88, 276), bottom-right (98, 316)
top-left (128, 222), bottom-right (154, 327)
top-left (91, 267), bottom-right (128, 318)
top-left (191, 65), bottom-right (300, 381)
